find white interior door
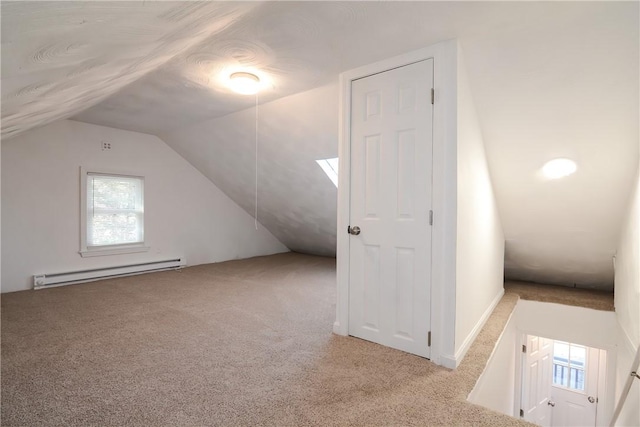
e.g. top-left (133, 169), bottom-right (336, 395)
top-left (522, 335), bottom-right (554, 426)
top-left (521, 337), bottom-right (601, 427)
top-left (550, 344), bottom-right (599, 427)
top-left (348, 59), bottom-right (433, 358)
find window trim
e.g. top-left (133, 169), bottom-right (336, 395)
top-left (79, 167), bottom-right (150, 257)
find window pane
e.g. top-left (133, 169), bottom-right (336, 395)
top-left (551, 341), bottom-right (588, 392)
top-left (553, 363), bottom-right (569, 387)
top-left (86, 173), bottom-right (144, 248)
top-left (569, 345), bottom-right (586, 368)
top-left (316, 158), bottom-right (339, 187)
top-left (553, 341), bottom-right (569, 365)
top-left (90, 176), bottom-right (141, 211)
top-left (572, 368), bottom-right (585, 391)
top-left (326, 157), bottom-right (339, 174)
top-left (89, 213), bottom-right (142, 246)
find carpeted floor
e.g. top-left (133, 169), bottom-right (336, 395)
top-left (504, 281), bottom-right (614, 311)
top-left (1, 253), bottom-right (613, 426)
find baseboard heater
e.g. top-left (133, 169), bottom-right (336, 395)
top-left (33, 258), bottom-right (185, 290)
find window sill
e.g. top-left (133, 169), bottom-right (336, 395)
top-left (79, 245), bottom-right (150, 258)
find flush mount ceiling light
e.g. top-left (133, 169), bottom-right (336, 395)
top-left (228, 72), bottom-right (261, 95)
top-left (542, 158), bottom-right (577, 179)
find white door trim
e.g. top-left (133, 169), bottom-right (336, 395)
top-left (335, 40), bottom-right (459, 367)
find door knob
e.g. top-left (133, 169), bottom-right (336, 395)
top-left (347, 226), bottom-right (361, 235)
top-left (548, 401), bottom-right (556, 407)
top-left (588, 396), bottom-right (596, 403)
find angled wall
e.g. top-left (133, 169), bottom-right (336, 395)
top-left (613, 143), bottom-right (640, 426)
top-left (452, 45), bottom-right (506, 366)
top-left (614, 153), bottom-right (640, 357)
top-left (1, 120), bottom-right (287, 293)
top-left (160, 83), bottom-right (339, 257)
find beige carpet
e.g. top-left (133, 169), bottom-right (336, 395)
top-left (1, 253), bottom-right (612, 426)
top-left (504, 281), bottom-right (614, 311)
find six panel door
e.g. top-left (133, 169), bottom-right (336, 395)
top-left (348, 59), bottom-right (434, 358)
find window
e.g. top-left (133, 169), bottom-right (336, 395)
top-left (552, 341), bottom-right (586, 391)
top-left (80, 170), bottom-right (148, 257)
top-left (316, 157), bottom-right (339, 187)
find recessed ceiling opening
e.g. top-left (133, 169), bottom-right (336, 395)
top-left (316, 157), bottom-right (339, 187)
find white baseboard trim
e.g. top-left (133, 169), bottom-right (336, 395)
top-left (452, 288), bottom-right (505, 368)
top-left (333, 321), bottom-right (347, 336)
top-left (439, 354), bottom-right (458, 369)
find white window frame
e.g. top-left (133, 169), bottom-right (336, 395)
top-left (79, 167), bottom-right (150, 257)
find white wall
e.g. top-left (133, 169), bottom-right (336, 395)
top-left (614, 153), bottom-right (640, 353)
top-left (467, 308), bottom-right (517, 414)
top-left (516, 300), bottom-right (618, 349)
top-left (614, 330), bottom-right (639, 427)
top-left (1, 120), bottom-right (288, 293)
top-left (612, 148), bottom-right (640, 426)
top-left (453, 46), bottom-right (505, 365)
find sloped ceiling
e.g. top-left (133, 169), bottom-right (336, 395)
top-left (2, 2), bottom-right (638, 289)
top-left (160, 83), bottom-right (340, 256)
top-left (0, 1), bottom-right (258, 138)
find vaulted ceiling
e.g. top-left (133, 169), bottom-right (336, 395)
top-left (2, 1), bottom-right (638, 289)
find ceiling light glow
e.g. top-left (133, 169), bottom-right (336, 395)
top-left (542, 158), bottom-right (577, 179)
top-left (228, 72), bottom-right (261, 95)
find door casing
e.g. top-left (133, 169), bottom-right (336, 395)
top-left (335, 40), bottom-right (459, 367)
top-left (347, 59), bottom-right (434, 358)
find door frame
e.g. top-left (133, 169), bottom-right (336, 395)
top-left (514, 332), bottom-right (615, 426)
top-left (335, 40), bottom-right (459, 367)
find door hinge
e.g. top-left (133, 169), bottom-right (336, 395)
top-left (428, 331), bottom-right (432, 347)
top-left (519, 409), bottom-right (524, 417)
top-left (429, 210), bottom-right (433, 225)
top-left (431, 88), bottom-right (435, 105)
top-left (522, 344), bottom-right (527, 353)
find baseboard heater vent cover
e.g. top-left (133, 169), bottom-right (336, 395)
top-left (33, 258), bottom-right (185, 290)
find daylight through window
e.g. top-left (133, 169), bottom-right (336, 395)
top-left (86, 173), bottom-right (144, 248)
top-left (552, 341), bottom-right (586, 391)
top-left (316, 157), bottom-right (339, 187)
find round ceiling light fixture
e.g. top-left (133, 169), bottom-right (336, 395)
top-left (542, 158), bottom-right (577, 179)
top-left (228, 72), bottom-right (261, 95)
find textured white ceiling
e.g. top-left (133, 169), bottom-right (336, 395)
top-left (0, 1), bottom-right (258, 138)
top-left (160, 83), bottom-right (340, 257)
top-left (2, 1), bottom-right (638, 289)
top-left (71, 2), bottom-right (446, 133)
